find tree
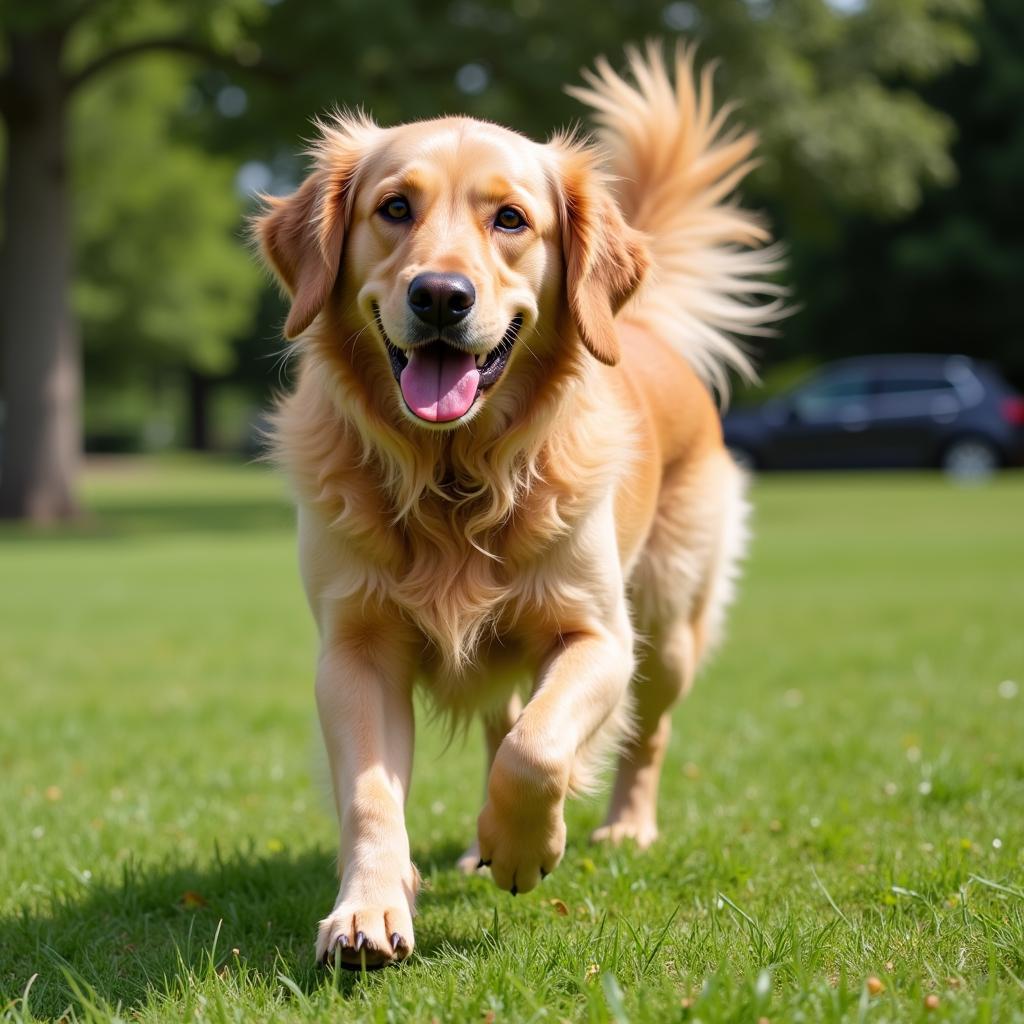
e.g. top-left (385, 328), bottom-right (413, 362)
top-left (778, 0), bottom-right (1024, 382)
top-left (1, 0), bottom-right (982, 520)
top-left (217, 0), bottom-right (983, 388)
top-left (0, 0), bottom-right (265, 520)
top-left (222, 0), bottom-right (976, 218)
top-left (74, 57), bottom-right (263, 449)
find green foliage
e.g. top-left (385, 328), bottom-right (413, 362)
top-left (0, 1), bottom-right (84, 35)
top-left (1, 463), bottom-right (1022, 1020)
top-left (704, 0), bottom-right (978, 218)
top-left (73, 58), bottom-right (261, 379)
top-left (1, 0), bottom-right (1006, 438)
top-left (221, 0), bottom-right (978, 222)
top-left (781, 0), bottom-right (1024, 382)
top-left (1, 0), bottom-right (267, 394)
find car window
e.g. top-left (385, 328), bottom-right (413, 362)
top-left (877, 377), bottom-right (954, 395)
top-left (794, 371), bottom-right (873, 419)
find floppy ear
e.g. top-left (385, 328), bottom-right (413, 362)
top-left (558, 149), bottom-right (649, 365)
top-left (254, 116), bottom-right (373, 339)
top-left (255, 174), bottom-right (343, 339)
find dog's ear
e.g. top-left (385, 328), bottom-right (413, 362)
top-left (254, 115), bottom-right (374, 339)
top-left (556, 147), bottom-right (649, 366)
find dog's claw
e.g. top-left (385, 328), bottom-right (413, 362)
top-left (540, 867), bottom-right (547, 879)
top-left (317, 899), bottom-right (414, 970)
top-left (322, 936), bottom-right (350, 967)
top-left (510, 883), bottom-right (518, 896)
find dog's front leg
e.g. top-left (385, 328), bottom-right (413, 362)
top-left (314, 623), bottom-right (419, 968)
top-left (477, 615), bottom-right (634, 893)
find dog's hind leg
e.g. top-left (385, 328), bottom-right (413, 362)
top-left (457, 692), bottom-right (523, 873)
top-left (593, 453), bottom-right (748, 848)
top-left (591, 619), bottom-right (695, 848)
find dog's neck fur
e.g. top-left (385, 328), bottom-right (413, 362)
top-left (272, 323), bottom-right (633, 679)
top-left (279, 342), bottom-right (612, 540)
top-left (290, 313), bottom-right (611, 527)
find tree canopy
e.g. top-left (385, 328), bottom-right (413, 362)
top-left (74, 57), bottom-right (262, 383)
top-left (3, 0), bottom-right (1019, 516)
top-left (782, 0), bottom-right (1024, 382)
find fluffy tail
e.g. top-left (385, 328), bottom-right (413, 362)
top-left (567, 42), bottom-right (788, 395)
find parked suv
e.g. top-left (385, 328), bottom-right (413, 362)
top-left (723, 355), bottom-right (1024, 477)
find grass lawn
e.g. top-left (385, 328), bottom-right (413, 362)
top-left (2, 457), bottom-right (1023, 1023)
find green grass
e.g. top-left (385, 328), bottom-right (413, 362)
top-left (2, 457), bottom-right (1023, 1023)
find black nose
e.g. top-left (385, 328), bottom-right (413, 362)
top-left (407, 272), bottom-right (476, 328)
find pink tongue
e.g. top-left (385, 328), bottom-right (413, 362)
top-left (400, 346), bottom-right (480, 422)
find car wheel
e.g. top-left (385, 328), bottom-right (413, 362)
top-left (941, 437), bottom-right (1000, 481)
top-left (728, 446), bottom-right (758, 473)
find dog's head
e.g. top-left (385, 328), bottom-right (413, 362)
top-left (256, 114), bottom-right (648, 430)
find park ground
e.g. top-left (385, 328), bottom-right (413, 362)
top-left (1, 459), bottom-right (1022, 1023)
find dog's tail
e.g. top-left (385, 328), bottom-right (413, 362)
top-left (567, 42), bottom-right (788, 395)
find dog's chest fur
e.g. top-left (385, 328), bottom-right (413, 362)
top-left (280, 367), bottom-right (631, 701)
top-left (334, 464), bottom-right (599, 678)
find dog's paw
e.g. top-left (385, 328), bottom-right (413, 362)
top-left (477, 794), bottom-right (565, 893)
top-left (590, 818), bottom-right (658, 849)
top-left (316, 897), bottom-right (414, 969)
top-left (477, 745), bottom-right (567, 893)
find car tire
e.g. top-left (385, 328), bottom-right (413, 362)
top-left (940, 437), bottom-right (1000, 481)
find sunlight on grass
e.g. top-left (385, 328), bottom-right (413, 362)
top-left (1, 460), bottom-right (1022, 1022)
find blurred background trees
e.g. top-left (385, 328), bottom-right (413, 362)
top-left (0, 0), bottom-right (267, 518)
top-left (2, 0), bottom-right (1020, 520)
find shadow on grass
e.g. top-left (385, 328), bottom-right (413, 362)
top-left (0, 841), bottom-right (486, 1018)
top-left (0, 498), bottom-right (295, 543)
top-left (89, 498), bottom-right (295, 538)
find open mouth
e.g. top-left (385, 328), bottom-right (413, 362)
top-left (373, 306), bottom-right (523, 423)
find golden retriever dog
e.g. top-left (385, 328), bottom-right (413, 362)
top-left (256, 44), bottom-right (783, 968)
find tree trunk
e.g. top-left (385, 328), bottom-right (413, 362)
top-left (187, 370), bottom-right (213, 451)
top-left (0, 30), bottom-right (81, 521)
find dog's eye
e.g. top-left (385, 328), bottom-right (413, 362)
top-left (379, 196), bottom-right (412, 222)
top-left (494, 207), bottom-right (526, 232)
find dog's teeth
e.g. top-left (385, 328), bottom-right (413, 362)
top-left (476, 353), bottom-right (487, 367)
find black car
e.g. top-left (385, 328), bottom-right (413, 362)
top-left (723, 354), bottom-right (1024, 477)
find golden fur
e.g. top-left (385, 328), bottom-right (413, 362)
top-left (256, 44), bottom-right (780, 968)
